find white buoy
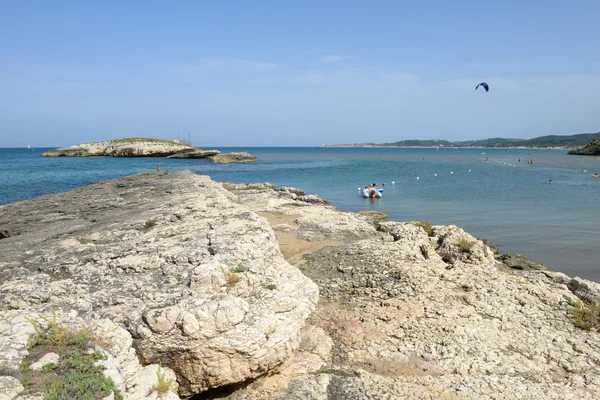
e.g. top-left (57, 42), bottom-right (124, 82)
top-left (434, 174), bottom-right (437, 177)
top-left (417, 177), bottom-right (419, 180)
top-left (358, 188), bottom-right (361, 191)
top-left (392, 181), bottom-right (395, 184)
top-left (469, 169), bottom-right (471, 172)
top-left (451, 171), bottom-right (453, 174)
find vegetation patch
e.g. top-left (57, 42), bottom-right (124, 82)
top-left (221, 266), bottom-right (243, 292)
top-left (457, 238), bottom-right (474, 253)
top-left (15, 311), bottom-right (123, 400)
top-left (149, 365), bottom-right (176, 399)
top-left (410, 220), bottom-right (435, 237)
top-left (233, 263), bottom-right (245, 273)
top-left (564, 295), bottom-right (600, 331)
top-left (91, 137), bottom-right (189, 146)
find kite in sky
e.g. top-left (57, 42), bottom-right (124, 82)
top-left (475, 82), bottom-right (489, 92)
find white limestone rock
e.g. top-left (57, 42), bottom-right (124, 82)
top-left (0, 171), bottom-right (318, 397)
top-left (29, 352), bottom-right (59, 371)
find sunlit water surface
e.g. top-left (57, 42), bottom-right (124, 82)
top-left (1, 147), bottom-right (599, 281)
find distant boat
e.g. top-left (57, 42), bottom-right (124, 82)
top-left (27, 144), bottom-right (30, 149)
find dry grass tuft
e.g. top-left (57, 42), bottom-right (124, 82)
top-left (410, 220), bottom-right (435, 237)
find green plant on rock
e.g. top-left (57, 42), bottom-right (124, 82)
top-left (44, 351), bottom-right (122, 400)
top-left (41, 363), bottom-right (58, 373)
top-left (233, 263), bottom-right (245, 273)
top-left (19, 359), bottom-right (31, 373)
top-left (564, 295), bottom-right (600, 331)
top-left (23, 311), bottom-right (123, 400)
top-left (266, 284), bottom-right (277, 290)
top-left (457, 238), bottom-right (474, 253)
top-left (410, 220), bottom-right (435, 237)
top-left (27, 310), bottom-right (97, 347)
top-left (220, 266), bottom-right (242, 292)
top-left (149, 365), bottom-right (175, 399)
top-left (92, 349), bottom-right (107, 361)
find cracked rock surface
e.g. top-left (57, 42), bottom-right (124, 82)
top-left (220, 181), bottom-right (600, 400)
top-left (0, 171), bottom-right (317, 397)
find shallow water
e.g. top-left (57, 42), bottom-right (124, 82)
top-left (1, 147), bottom-right (599, 281)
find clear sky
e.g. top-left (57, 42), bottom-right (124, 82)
top-left (1, 1), bottom-right (599, 147)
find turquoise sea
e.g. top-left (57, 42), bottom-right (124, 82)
top-left (1, 147), bottom-right (599, 282)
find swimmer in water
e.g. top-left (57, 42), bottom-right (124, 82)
top-left (549, 179), bottom-right (553, 184)
top-left (583, 168), bottom-right (587, 173)
top-left (592, 173), bottom-right (598, 179)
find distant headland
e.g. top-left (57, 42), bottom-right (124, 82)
top-left (41, 138), bottom-right (258, 163)
top-left (323, 131), bottom-right (600, 150)
top-left (567, 138), bottom-right (600, 156)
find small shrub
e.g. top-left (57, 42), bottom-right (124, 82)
top-left (233, 263), bottom-right (245, 273)
top-left (457, 238), bottom-right (474, 253)
top-left (149, 366), bottom-right (175, 399)
top-left (20, 377), bottom-right (31, 387)
top-left (266, 284), bottom-right (277, 290)
top-left (566, 299), bottom-right (600, 331)
top-left (27, 310), bottom-right (97, 347)
top-left (42, 363), bottom-right (58, 373)
top-left (563, 295), bottom-right (578, 308)
top-left (220, 266), bottom-right (241, 292)
top-left (92, 350), bottom-right (107, 361)
top-left (44, 351), bottom-right (123, 400)
top-left (23, 312), bottom-right (123, 400)
top-left (411, 220), bottom-right (435, 237)
top-left (19, 359), bottom-right (31, 373)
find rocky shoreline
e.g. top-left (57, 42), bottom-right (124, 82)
top-left (568, 139), bottom-right (600, 156)
top-left (1, 170), bottom-right (599, 399)
top-left (41, 138), bottom-right (258, 163)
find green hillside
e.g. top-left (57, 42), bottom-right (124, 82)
top-left (517, 133), bottom-right (600, 148)
top-left (380, 139), bottom-right (457, 147)
top-left (327, 131), bottom-right (600, 148)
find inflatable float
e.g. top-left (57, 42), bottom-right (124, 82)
top-left (362, 185), bottom-right (384, 198)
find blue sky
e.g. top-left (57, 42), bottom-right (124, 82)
top-left (1, 1), bottom-right (599, 147)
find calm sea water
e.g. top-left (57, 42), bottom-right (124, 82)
top-left (1, 147), bottom-right (599, 282)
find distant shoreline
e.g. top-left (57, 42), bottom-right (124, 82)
top-left (321, 145), bottom-right (572, 150)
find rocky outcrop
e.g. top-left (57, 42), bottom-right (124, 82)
top-left (0, 171), bottom-right (317, 397)
top-left (209, 152), bottom-right (258, 163)
top-left (41, 138), bottom-right (257, 163)
top-left (167, 149), bottom-right (221, 158)
top-left (41, 138), bottom-right (198, 157)
top-left (2, 172), bottom-right (600, 399)
top-left (499, 252), bottom-right (548, 271)
top-left (0, 310), bottom-right (179, 400)
top-left (568, 139), bottom-right (600, 155)
top-left (220, 182), bottom-right (600, 400)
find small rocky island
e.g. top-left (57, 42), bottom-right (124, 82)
top-left (568, 138), bottom-right (600, 155)
top-left (1, 170), bottom-right (599, 399)
top-left (41, 138), bottom-right (258, 163)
